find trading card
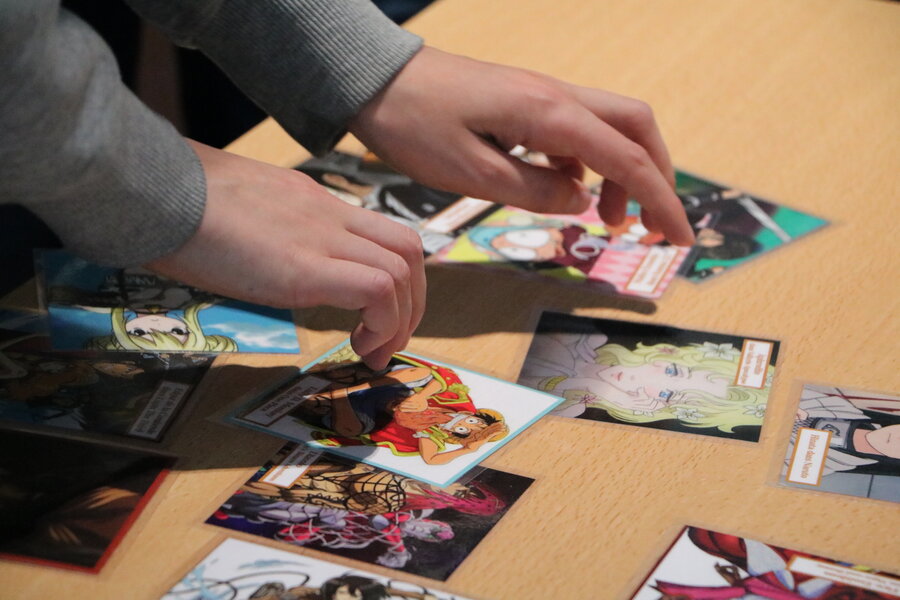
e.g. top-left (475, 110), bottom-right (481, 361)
top-left (675, 171), bottom-right (827, 282)
top-left (35, 249), bottom-right (300, 353)
top-left (0, 327), bottom-right (212, 442)
top-left (779, 383), bottom-right (899, 504)
top-left (226, 341), bottom-right (562, 487)
top-left (161, 537), bottom-right (477, 600)
top-left (0, 428), bottom-right (172, 573)
top-left (296, 151), bottom-right (499, 256)
top-left (433, 206), bottom-right (689, 299)
top-left (630, 525), bottom-right (899, 599)
top-left (206, 442), bottom-right (533, 580)
top-left (517, 311), bottom-right (779, 442)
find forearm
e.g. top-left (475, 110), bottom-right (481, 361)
top-left (0, 2), bottom-right (205, 267)
top-left (124, 0), bottom-right (423, 155)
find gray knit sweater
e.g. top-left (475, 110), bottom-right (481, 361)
top-left (0, 0), bottom-right (422, 266)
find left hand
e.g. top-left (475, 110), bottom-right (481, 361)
top-left (350, 46), bottom-right (695, 246)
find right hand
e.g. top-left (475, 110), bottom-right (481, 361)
top-left (147, 141), bottom-right (425, 369)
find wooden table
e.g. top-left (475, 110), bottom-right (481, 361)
top-left (3, 0), bottom-right (899, 597)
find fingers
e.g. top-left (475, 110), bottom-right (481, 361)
top-left (598, 177), bottom-right (628, 226)
top-left (343, 210), bottom-right (426, 334)
top-left (563, 84), bottom-right (676, 189)
top-left (449, 136), bottom-right (593, 214)
top-left (292, 256), bottom-right (402, 370)
top-left (522, 102), bottom-right (694, 245)
top-left (325, 232), bottom-right (413, 360)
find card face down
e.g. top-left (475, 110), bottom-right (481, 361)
top-left (517, 311), bottom-right (779, 442)
top-left (630, 526), bottom-right (900, 599)
top-left (296, 151), bottom-right (499, 256)
top-left (206, 443), bottom-right (533, 581)
top-left (226, 342), bottom-right (562, 487)
top-left (675, 171), bottom-right (828, 281)
top-left (780, 383), bottom-right (900, 504)
top-left (161, 537), bottom-right (477, 600)
top-left (35, 249), bottom-right (300, 354)
top-left (0, 328), bottom-right (212, 442)
top-left (0, 429), bottom-right (172, 573)
top-left (433, 206), bottom-right (688, 299)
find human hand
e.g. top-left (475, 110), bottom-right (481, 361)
top-left (350, 47), bottom-right (694, 246)
top-left (146, 141), bottom-right (425, 369)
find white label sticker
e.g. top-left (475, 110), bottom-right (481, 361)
top-left (786, 427), bottom-right (832, 486)
top-left (788, 556), bottom-right (900, 595)
top-left (241, 375), bottom-right (332, 426)
top-left (424, 197), bottom-right (494, 234)
top-left (624, 246), bottom-right (679, 294)
top-left (734, 339), bottom-right (774, 389)
top-left (259, 446), bottom-right (323, 488)
top-left (129, 381), bottom-right (192, 439)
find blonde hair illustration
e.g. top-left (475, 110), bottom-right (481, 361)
top-left (555, 341), bottom-right (772, 432)
top-left (86, 305), bottom-right (237, 352)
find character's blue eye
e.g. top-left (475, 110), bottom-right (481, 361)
top-left (658, 389), bottom-right (674, 401)
top-left (665, 363), bottom-right (679, 377)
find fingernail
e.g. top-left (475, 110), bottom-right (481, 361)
top-left (570, 183), bottom-right (592, 212)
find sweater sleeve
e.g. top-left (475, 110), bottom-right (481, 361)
top-left (0, 2), bottom-right (206, 267)
top-left (124, 0), bottom-right (424, 155)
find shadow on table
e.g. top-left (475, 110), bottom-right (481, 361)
top-left (298, 264), bottom-right (657, 341)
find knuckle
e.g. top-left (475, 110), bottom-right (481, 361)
top-left (364, 270), bottom-right (396, 304)
top-left (622, 99), bottom-right (655, 131)
top-left (386, 253), bottom-right (411, 286)
top-left (622, 142), bottom-right (652, 174)
top-left (468, 154), bottom-right (509, 185)
top-left (396, 224), bottom-right (424, 260)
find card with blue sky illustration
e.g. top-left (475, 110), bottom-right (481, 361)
top-left (35, 249), bottom-right (300, 354)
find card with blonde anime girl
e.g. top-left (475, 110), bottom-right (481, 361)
top-left (35, 249), bottom-right (300, 354)
top-left (517, 311), bottom-right (780, 442)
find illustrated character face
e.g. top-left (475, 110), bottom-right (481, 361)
top-left (125, 314), bottom-right (190, 343)
top-left (332, 585), bottom-right (363, 600)
top-left (595, 361), bottom-right (729, 411)
top-left (447, 414), bottom-right (490, 437)
top-left (864, 424), bottom-right (900, 458)
top-left (490, 227), bottom-right (564, 261)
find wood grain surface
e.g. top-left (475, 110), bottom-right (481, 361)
top-left (2, 0), bottom-right (898, 598)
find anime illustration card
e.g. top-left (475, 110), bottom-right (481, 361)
top-left (161, 537), bottom-right (476, 600)
top-left (433, 206), bottom-right (689, 299)
top-left (207, 443), bottom-right (533, 581)
top-left (630, 526), bottom-right (899, 599)
top-left (0, 326), bottom-right (212, 441)
top-left (779, 384), bottom-right (899, 504)
top-left (295, 151), bottom-right (499, 256)
top-left (226, 342), bottom-right (562, 487)
top-left (675, 171), bottom-right (829, 281)
top-left (35, 249), bottom-right (301, 354)
top-left (0, 429), bottom-right (172, 573)
top-left (517, 311), bottom-right (780, 442)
